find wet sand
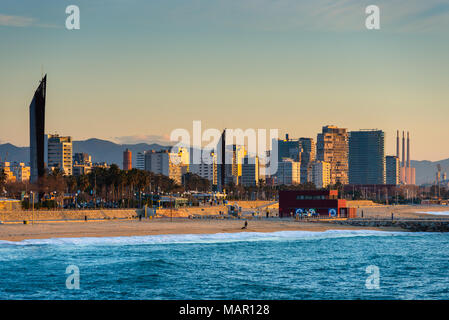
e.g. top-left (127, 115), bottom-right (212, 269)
top-left (0, 218), bottom-right (399, 242)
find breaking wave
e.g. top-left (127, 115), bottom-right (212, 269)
top-left (0, 229), bottom-right (416, 246)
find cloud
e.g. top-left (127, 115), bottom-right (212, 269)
top-left (0, 14), bottom-right (35, 27)
top-left (111, 134), bottom-right (173, 145)
top-left (168, 0), bottom-right (449, 33)
top-left (0, 13), bottom-right (60, 28)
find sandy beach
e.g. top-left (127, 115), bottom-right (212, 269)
top-left (0, 218), bottom-right (400, 242)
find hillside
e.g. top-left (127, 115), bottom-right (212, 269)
top-left (0, 139), bottom-right (169, 167)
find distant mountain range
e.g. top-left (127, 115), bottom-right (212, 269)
top-left (0, 138), bottom-right (169, 169)
top-left (0, 138), bottom-right (447, 185)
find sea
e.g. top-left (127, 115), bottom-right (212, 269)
top-left (1, 230), bottom-right (449, 300)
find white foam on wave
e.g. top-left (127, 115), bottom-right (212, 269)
top-left (417, 211), bottom-right (449, 216)
top-left (0, 229), bottom-right (414, 247)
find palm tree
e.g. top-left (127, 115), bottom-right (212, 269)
top-left (0, 169), bottom-right (6, 193)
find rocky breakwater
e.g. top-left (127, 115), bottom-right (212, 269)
top-left (329, 219), bottom-right (449, 232)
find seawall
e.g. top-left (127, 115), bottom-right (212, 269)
top-left (329, 219), bottom-right (449, 232)
top-left (0, 209), bottom-right (139, 222)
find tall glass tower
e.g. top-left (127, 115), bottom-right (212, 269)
top-left (348, 130), bottom-right (385, 185)
top-left (29, 75), bottom-right (46, 183)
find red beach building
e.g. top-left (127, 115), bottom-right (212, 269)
top-left (279, 190), bottom-right (355, 218)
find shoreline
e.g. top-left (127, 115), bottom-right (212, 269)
top-left (0, 218), bottom-right (404, 242)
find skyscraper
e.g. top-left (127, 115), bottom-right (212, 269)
top-left (276, 158), bottom-right (301, 185)
top-left (123, 148), bottom-right (132, 170)
top-left (278, 134), bottom-right (301, 162)
top-left (348, 130), bottom-right (385, 185)
top-left (386, 155), bottom-right (400, 185)
top-left (278, 134), bottom-right (315, 184)
top-left (299, 137), bottom-right (315, 184)
top-left (136, 151), bottom-right (146, 170)
top-left (29, 75), bottom-right (46, 183)
top-left (316, 125), bottom-right (349, 185)
top-left (216, 129), bottom-right (227, 191)
top-left (241, 156), bottom-right (259, 186)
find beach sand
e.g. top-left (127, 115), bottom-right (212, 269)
top-left (0, 218), bottom-right (401, 242)
top-left (355, 204), bottom-right (449, 219)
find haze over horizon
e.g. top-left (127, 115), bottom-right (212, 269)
top-left (1, 0), bottom-right (448, 161)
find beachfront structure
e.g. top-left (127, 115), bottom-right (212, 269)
top-left (316, 125), bottom-right (349, 185)
top-left (348, 130), bottom-right (385, 185)
top-left (310, 160), bottom-right (331, 189)
top-left (47, 134), bottom-right (73, 176)
top-left (241, 156), bottom-right (259, 186)
top-left (123, 148), bottom-right (132, 170)
top-left (0, 198), bottom-right (22, 211)
top-left (275, 158), bottom-right (301, 185)
top-left (279, 190), bottom-right (356, 218)
top-left (386, 155), bottom-right (400, 185)
top-left (29, 75), bottom-right (46, 183)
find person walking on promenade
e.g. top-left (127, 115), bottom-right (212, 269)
top-left (241, 220), bottom-right (248, 229)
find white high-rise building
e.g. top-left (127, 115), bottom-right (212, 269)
top-left (136, 151), bottom-right (146, 170)
top-left (47, 134), bottom-right (73, 175)
top-left (311, 160), bottom-right (331, 189)
top-left (144, 148), bottom-right (189, 184)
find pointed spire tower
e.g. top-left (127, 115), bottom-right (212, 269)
top-left (29, 75), bottom-right (47, 183)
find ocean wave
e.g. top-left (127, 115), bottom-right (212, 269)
top-left (0, 229), bottom-right (417, 247)
top-left (417, 211), bottom-right (449, 216)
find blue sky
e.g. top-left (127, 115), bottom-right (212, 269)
top-left (0, 0), bottom-right (448, 160)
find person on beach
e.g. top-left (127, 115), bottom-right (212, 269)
top-left (241, 221), bottom-right (248, 229)
top-left (84, 215), bottom-right (87, 222)
top-left (391, 212), bottom-right (394, 221)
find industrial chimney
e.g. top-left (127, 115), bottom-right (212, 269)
top-left (407, 131), bottom-right (410, 169)
top-left (396, 130), bottom-right (400, 159)
top-left (402, 131), bottom-right (405, 168)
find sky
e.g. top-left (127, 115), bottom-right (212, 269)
top-left (0, 0), bottom-right (448, 161)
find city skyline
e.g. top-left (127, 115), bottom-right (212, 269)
top-left (1, 1), bottom-right (449, 161)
